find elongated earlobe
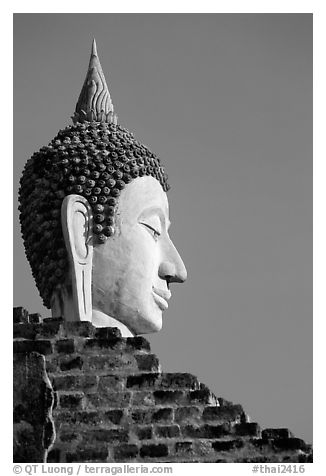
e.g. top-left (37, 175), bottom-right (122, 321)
top-left (61, 194), bottom-right (93, 322)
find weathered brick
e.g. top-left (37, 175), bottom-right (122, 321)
top-left (203, 404), bottom-right (244, 423)
top-left (64, 321), bottom-right (95, 338)
top-left (183, 423), bottom-right (231, 439)
top-left (14, 324), bottom-right (37, 340)
top-left (131, 391), bottom-right (155, 406)
top-left (83, 428), bottom-right (128, 443)
top-left (59, 429), bottom-right (80, 443)
top-left (187, 386), bottom-right (217, 405)
top-left (193, 440), bottom-right (214, 457)
top-left (140, 444), bottom-right (168, 458)
top-left (66, 447), bottom-right (108, 462)
top-left (13, 307), bottom-right (29, 324)
top-left (86, 355), bottom-right (109, 371)
top-left (126, 373), bottom-right (160, 389)
top-left (114, 444), bottom-right (138, 460)
top-left (46, 358), bottom-right (58, 373)
top-left (212, 439), bottom-right (244, 451)
top-left (135, 426), bottom-right (153, 440)
top-left (131, 409), bottom-right (152, 425)
top-left (52, 375), bottom-right (78, 390)
top-left (38, 321), bottom-right (62, 338)
top-left (13, 339), bottom-right (34, 354)
top-left (272, 438), bottom-right (308, 451)
top-left (47, 449), bottom-right (61, 463)
top-left (13, 404), bottom-right (27, 423)
top-left (29, 313), bottom-right (42, 324)
top-left (83, 338), bottom-right (125, 352)
top-left (34, 340), bottom-right (53, 355)
top-left (87, 354), bottom-right (137, 373)
top-left (59, 356), bottom-right (84, 371)
top-left (52, 374), bottom-right (97, 392)
top-left (155, 424), bottom-right (180, 438)
top-left (13, 308), bottom-right (313, 464)
top-left (262, 428), bottom-right (293, 440)
top-left (58, 392), bottom-right (85, 409)
top-left (126, 336), bottom-right (151, 352)
top-left (55, 410), bottom-right (102, 426)
top-left (250, 438), bottom-right (272, 448)
top-left (233, 422), bottom-right (261, 437)
top-left (78, 375), bottom-right (98, 391)
top-left (13, 339), bottom-right (52, 355)
top-left (43, 317), bottom-right (64, 325)
top-left (94, 327), bottom-right (122, 340)
top-left (87, 391), bottom-right (131, 408)
top-left (152, 408), bottom-right (173, 422)
top-left (160, 373), bottom-right (200, 390)
top-left (298, 452), bottom-right (313, 463)
top-left (135, 354), bottom-right (160, 372)
top-left (98, 375), bottom-right (125, 392)
top-left (218, 397), bottom-right (234, 407)
top-left (175, 441), bottom-right (193, 455)
top-left (103, 410), bottom-right (124, 425)
top-left (56, 339), bottom-right (75, 354)
top-left (153, 390), bottom-right (184, 405)
top-left (175, 406), bottom-right (201, 423)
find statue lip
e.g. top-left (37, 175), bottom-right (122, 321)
top-left (152, 287), bottom-right (171, 310)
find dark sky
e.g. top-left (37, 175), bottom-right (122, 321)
top-left (13, 13), bottom-right (312, 443)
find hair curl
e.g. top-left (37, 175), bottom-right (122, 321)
top-left (18, 121), bottom-right (170, 308)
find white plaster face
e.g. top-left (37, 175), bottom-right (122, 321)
top-left (92, 176), bottom-right (187, 335)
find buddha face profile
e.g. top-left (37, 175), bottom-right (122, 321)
top-left (92, 176), bottom-right (186, 334)
top-left (18, 40), bottom-right (187, 336)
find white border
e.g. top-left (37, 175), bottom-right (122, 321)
top-left (3, 2), bottom-right (323, 470)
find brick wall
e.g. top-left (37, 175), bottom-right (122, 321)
top-left (13, 307), bottom-right (312, 463)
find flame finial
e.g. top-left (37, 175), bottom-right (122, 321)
top-left (72, 39), bottom-right (117, 124)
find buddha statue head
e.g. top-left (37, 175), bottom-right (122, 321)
top-left (18, 40), bottom-right (187, 336)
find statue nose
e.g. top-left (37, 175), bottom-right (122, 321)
top-left (158, 243), bottom-right (187, 284)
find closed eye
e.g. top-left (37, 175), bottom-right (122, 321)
top-left (140, 222), bottom-right (161, 241)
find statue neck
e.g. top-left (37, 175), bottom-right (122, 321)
top-left (51, 286), bottom-right (134, 337)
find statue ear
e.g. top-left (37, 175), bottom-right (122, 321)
top-left (61, 194), bottom-right (93, 322)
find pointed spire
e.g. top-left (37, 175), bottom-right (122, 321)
top-left (72, 39), bottom-right (117, 124)
top-left (91, 37), bottom-right (97, 56)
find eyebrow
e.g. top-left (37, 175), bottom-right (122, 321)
top-left (138, 206), bottom-right (171, 230)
